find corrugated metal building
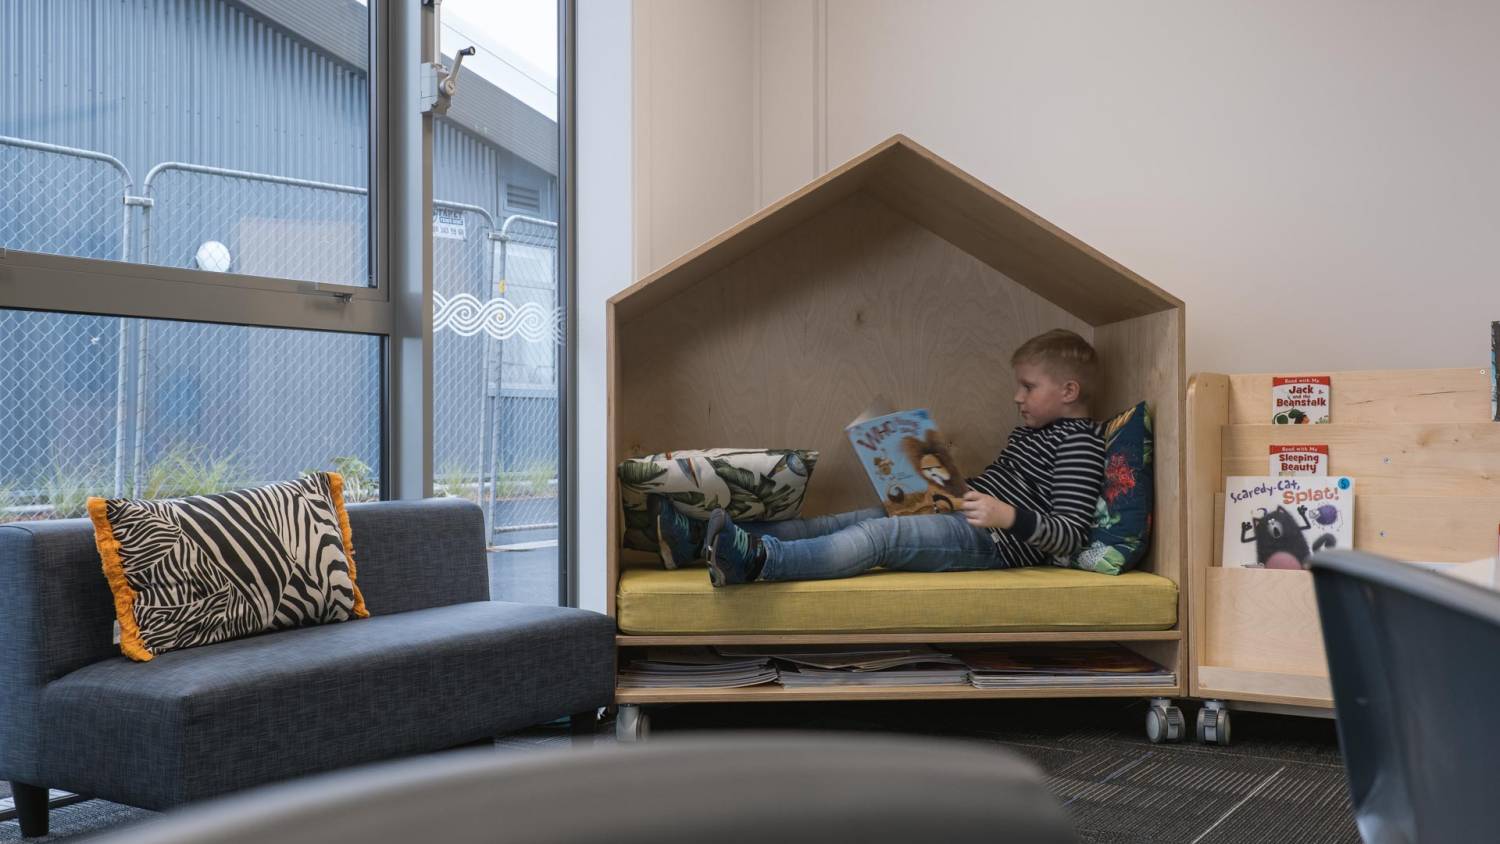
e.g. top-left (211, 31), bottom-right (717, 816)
top-left (0, 0), bottom-right (559, 527)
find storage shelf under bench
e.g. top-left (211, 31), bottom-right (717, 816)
top-left (616, 683), bottom-right (1186, 705)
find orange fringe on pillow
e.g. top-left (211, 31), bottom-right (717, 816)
top-left (326, 472), bottom-right (369, 618)
top-left (87, 497), bottom-right (155, 662)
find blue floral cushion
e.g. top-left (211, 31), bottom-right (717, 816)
top-left (1055, 402), bottom-right (1153, 576)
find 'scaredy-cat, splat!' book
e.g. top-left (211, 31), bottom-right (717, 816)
top-left (1222, 475), bottom-right (1355, 569)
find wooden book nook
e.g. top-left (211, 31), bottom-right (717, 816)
top-left (607, 135), bottom-right (1187, 738)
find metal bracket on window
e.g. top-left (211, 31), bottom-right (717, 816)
top-left (297, 282), bottom-right (354, 303)
top-left (420, 0), bottom-right (473, 115)
top-left (421, 47), bottom-right (474, 115)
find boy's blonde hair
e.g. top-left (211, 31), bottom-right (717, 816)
top-left (1011, 329), bottom-right (1100, 403)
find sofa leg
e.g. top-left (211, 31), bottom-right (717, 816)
top-left (569, 709), bottom-right (599, 747)
top-left (10, 781), bottom-right (49, 838)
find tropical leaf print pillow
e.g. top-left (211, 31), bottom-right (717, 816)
top-left (1054, 402), bottom-right (1154, 576)
top-left (87, 472), bottom-right (367, 661)
top-left (618, 448), bottom-right (818, 567)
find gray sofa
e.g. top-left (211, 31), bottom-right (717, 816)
top-left (0, 497), bottom-right (615, 838)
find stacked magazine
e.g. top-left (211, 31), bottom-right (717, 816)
top-left (958, 644), bottom-right (1175, 690)
top-left (719, 645), bottom-right (971, 688)
top-left (616, 647), bottom-right (779, 689)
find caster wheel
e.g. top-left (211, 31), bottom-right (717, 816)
top-left (1145, 699), bottom-right (1185, 743)
top-left (616, 705), bottom-right (650, 743)
top-left (1196, 702), bottom-right (1231, 746)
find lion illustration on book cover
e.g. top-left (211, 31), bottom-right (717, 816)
top-left (846, 406), bottom-right (969, 517)
top-left (889, 429), bottom-right (967, 515)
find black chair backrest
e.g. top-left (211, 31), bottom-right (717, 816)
top-left (89, 732), bottom-right (1078, 844)
top-left (1309, 550), bottom-right (1500, 844)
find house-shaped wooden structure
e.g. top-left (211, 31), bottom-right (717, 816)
top-left (607, 135), bottom-right (1186, 735)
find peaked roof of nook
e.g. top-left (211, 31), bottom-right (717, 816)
top-left (611, 134), bottom-right (1179, 326)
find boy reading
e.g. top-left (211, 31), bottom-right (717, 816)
top-left (651, 329), bottom-right (1106, 587)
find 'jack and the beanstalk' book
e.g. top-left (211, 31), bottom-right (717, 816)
top-left (1271, 376), bottom-right (1331, 424)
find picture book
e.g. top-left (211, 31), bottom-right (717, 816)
top-left (1222, 475), bottom-right (1355, 569)
top-left (1269, 444), bottom-right (1329, 476)
top-left (1272, 376), bottom-right (1331, 424)
top-left (845, 402), bottom-right (968, 517)
top-left (955, 644), bottom-right (1170, 676)
top-left (955, 644), bottom-right (1176, 689)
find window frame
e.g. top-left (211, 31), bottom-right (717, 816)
top-left (0, 0), bottom-right (402, 488)
top-left (0, 0), bottom-right (578, 608)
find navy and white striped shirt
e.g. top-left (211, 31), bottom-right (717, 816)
top-left (966, 417), bottom-right (1105, 567)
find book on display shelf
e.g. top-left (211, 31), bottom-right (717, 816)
top-left (1269, 444), bottom-right (1329, 476)
top-left (1271, 376), bottom-right (1330, 425)
top-left (1222, 475), bottom-right (1355, 569)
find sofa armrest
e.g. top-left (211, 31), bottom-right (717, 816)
top-left (345, 498), bottom-right (491, 614)
top-left (0, 520), bottom-right (121, 784)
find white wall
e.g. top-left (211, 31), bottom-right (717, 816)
top-left (576, 0), bottom-right (634, 612)
top-left (633, 0), bottom-right (1500, 375)
top-left (632, 0), bottom-right (759, 277)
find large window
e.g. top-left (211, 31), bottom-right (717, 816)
top-left (1, 0), bottom-right (573, 606)
top-left (0, 0), bottom-right (373, 287)
top-left (0, 310), bottom-right (381, 519)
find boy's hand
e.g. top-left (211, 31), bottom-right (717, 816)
top-left (960, 490), bottom-right (1016, 530)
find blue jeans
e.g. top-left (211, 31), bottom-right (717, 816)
top-left (740, 507), bottom-right (1005, 582)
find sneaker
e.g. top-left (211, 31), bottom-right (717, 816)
top-left (704, 508), bottom-right (766, 587)
top-left (648, 494), bottom-right (705, 567)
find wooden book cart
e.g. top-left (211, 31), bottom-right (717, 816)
top-left (1187, 367), bottom-right (1500, 741)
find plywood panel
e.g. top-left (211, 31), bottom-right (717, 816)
top-left (1186, 373), bottom-right (1229, 697)
top-left (1227, 368), bottom-right (1490, 425)
top-left (867, 142), bottom-right (1179, 324)
top-left (616, 191), bottom-right (1093, 519)
top-left (616, 681), bottom-right (1184, 704)
top-left (1121, 640), bottom-right (1182, 679)
top-left (617, 141), bottom-right (875, 322)
top-left (618, 631), bottom-right (1181, 646)
top-left (615, 135), bottom-right (1181, 328)
top-left (1223, 423), bottom-right (1500, 497)
top-left (1203, 567), bottom-right (1328, 677)
top-left (1214, 493), bottom-right (1500, 564)
top-left (1213, 494), bottom-right (1225, 566)
top-left (607, 303), bottom-right (621, 617)
top-left (1095, 311), bottom-right (1183, 590)
top-left (1195, 666), bottom-right (1332, 708)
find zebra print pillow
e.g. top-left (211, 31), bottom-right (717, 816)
top-left (87, 472), bottom-right (368, 662)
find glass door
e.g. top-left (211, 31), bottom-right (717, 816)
top-left (429, 0), bottom-right (565, 605)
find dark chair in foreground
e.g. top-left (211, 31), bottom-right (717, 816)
top-left (1309, 549), bottom-right (1500, 844)
top-left (0, 498), bottom-right (615, 838)
top-left (89, 732), bottom-right (1079, 844)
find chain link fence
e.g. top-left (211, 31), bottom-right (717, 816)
top-left (0, 135), bottom-right (130, 262)
top-left (429, 209), bottom-right (562, 537)
top-left (143, 162), bottom-right (370, 285)
top-left (432, 202), bottom-right (501, 519)
top-left (490, 215), bottom-right (561, 534)
top-left (1, 136), bottom-right (561, 535)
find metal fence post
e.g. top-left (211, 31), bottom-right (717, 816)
top-left (482, 230), bottom-right (506, 536)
